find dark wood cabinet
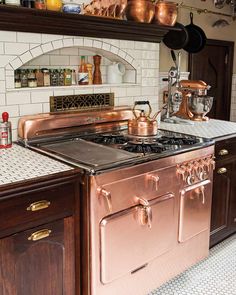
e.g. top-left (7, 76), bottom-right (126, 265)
top-left (210, 136), bottom-right (236, 246)
top-left (0, 172), bottom-right (80, 295)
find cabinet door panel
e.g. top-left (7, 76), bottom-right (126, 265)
top-left (210, 162), bottom-right (232, 234)
top-left (0, 217), bottom-right (75, 295)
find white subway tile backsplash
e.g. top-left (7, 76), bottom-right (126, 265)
top-left (52, 39), bottom-right (64, 50)
top-left (53, 89), bottom-right (74, 96)
top-left (10, 57), bottom-right (23, 70)
top-left (0, 105), bottom-right (19, 117)
top-left (63, 38), bottom-right (74, 47)
top-left (5, 43), bottom-right (29, 55)
top-left (0, 31), bottom-right (17, 42)
top-left (17, 32), bottom-right (41, 43)
top-left (28, 54), bottom-right (50, 66)
top-left (102, 43), bottom-right (111, 52)
top-left (0, 93), bottom-right (5, 105)
top-left (6, 92), bottom-right (30, 105)
top-left (126, 86), bottom-right (141, 97)
top-left (93, 40), bottom-right (102, 49)
top-left (0, 55), bottom-right (16, 67)
top-left (20, 51), bottom-right (33, 64)
top-left (19, 103), bottom-right (42, 116)
top-left (42, 34), bottom-right (60, 43)
top-left (0, 68), bottom-right (4, 80)
top-left (84, 39), bottom-right (93, 47)
top-left (111, 87), bottom-right (127, 97)
top-left (74, 87), bottom-right (94, 95)
top-left (30, 46), bottom-right (43, 58)
top-left (50, 55), bottom-right (70, 66)
top-left (60, 47), bottom-right (79, 56)
top-left (43, 102), bottom-right (50, 113)
top-left (0, 80), bottom-right (5, 92)
top-left (31, 90), bottom-right (53, 103)
top-left (0, 42), bottom-right (4, 54)
top-left (69, 56), bottom-right (80, 66)
top-left (110, 46), bottom-right (119, 55)
top-left (5, 76), bottom-right (14, 89)
top-left (41, 42), bottom-right (53, 53)
top-left (74, 38), bottom-right (84, 47)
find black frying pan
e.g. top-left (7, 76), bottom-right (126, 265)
top-left (183, 12), bottom-right (206, 53)
top-left (163, 22), bottom-right (189, 50)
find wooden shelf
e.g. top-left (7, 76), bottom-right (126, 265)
top-left (0, 5), bottom-right (180, 43)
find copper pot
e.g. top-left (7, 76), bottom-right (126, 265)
top-left (125, 0), bottom-right (155, 23)
top-left (128, 101), bottom-right (161, 136)
top-left (153, 1), bottom-right (177, 26)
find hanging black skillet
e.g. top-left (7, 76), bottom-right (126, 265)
top-left (163, 22), bottom-right (189, 50)
top-left (183, 12), bottom-right (206, 53)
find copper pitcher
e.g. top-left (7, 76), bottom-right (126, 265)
top-left (128, 101), bottom-right (161, 136)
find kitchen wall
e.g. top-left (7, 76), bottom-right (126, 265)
top-left (0, 31), bottom-right (160, 140)
top-left (159, 0), bottom-right (236, 122)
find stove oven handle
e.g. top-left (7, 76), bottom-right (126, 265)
top-left (137, 198), bottom-right (153, 229)
top-left (97, 187), bottom-right (112, 213)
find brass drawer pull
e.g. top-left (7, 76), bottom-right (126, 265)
top-left (217, 167), bottom-right (227, 174)
top-left (28, 229), bottom-right (52, 241)
top-left (218, 149), bottom-right (229, 156)
top-left (27, 200), bottom-right (51, 212)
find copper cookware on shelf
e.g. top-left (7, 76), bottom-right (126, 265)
top-left (128, 101), bottom-right (162, 136)
top-left (125, 0), bottom-right (155, 23)
top-left (153, 1), bottom-right (178, 26)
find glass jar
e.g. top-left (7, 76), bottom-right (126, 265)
top-left (20, 70), bottom-right (28, 88)
top-left (59, 69), bottom-right (65, 86)
top-left (42, 69), bottom-right (51, 86)
top-left (46, 0), bottom-right (62, 11)
top-left (35, 0), bottom-right (46, 9)
top-left (50, 70), bottom-right (59, 86)
top-left (15, 79), bottom-right (22, 88)
top-left (64, 69), bottom-right (72, 86)
top-left (35, 69), bottom-right (44, 87)
top-left (5, 0), bottom-right (21, 6)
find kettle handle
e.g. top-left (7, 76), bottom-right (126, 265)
top-left (133, 101), bottom-right (152, 118)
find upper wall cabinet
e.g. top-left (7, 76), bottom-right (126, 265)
top-left (0, 5), bottom-right (180, 43)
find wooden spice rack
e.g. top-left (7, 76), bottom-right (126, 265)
top-left (0, 5), bottom-right (181, 43)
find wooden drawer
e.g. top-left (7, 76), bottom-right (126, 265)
top-left (215, 137), bottom-right (236, 161)
top-left (0, 182), bottom-right (74, 235)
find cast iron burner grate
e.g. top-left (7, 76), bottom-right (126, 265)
top-left (88, 134), bottom-right (127, 145)
top-left (156, 136), bottom-right (199, 145)
top-left (123, 142), bottom-right (167, 154)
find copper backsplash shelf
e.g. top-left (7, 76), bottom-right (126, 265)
top-left (0, 5), bottom-right (181, 43)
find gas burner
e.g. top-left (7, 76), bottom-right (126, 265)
top-left (87, 134), bottom-right (127, 145)
top-left (156, 136), bottom-right (199, 145)
top-left (122, 142), bottom-right (166, 154)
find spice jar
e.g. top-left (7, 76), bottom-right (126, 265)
top-left (15, 78), bottom-right (21, 88)
top-left (35, 69), bottom-right (44, 87)
top-left (22, 0), bottom-right (35, 8)
top-left (59, 69), bottom-right (65, 86)
top-left (42, 69), bottom-right (51, 86)
top-left (50, 69), bottom-right (59, 86)
top-left (46, 0), bottom-right (62, 11)
top-left (20, 70), bottom-right (28, 88)
top-left (27, 70), bottom-right (37, 88)
top-left (64, 69), bottom-right (72, 86)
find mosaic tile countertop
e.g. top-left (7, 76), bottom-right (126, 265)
top-left (0, 144), bottom-right (73, 186)
top-left (160, 119), bottom-right (236, 139)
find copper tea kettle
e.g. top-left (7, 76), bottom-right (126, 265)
top-left (128, 101), bottom-right (161, 136)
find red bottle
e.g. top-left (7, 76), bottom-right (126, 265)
top-left (0, 112), bottom-right (12, 149)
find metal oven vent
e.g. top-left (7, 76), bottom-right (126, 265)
top-left (50, 93), bottom-right (114, 112)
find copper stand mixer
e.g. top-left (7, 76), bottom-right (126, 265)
top-left (174, 80), bottom-right (213, 121)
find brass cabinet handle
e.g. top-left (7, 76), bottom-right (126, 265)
top-left (218, 149), bottom-right (229, 156)
top-left (28, 229), bottom-right (52, 241)
top-left (217, 167), bottom-right (227, 174)
top-left (27, 200), bottom-right (51, 212)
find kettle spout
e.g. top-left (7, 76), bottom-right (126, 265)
top-left (152, 104), bottom-right (167, 120)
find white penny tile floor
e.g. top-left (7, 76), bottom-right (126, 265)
top-left (149, 235), bottom-right (236, 295)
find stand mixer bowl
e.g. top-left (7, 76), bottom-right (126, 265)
top-left (188, 95), bottom-right (213, 121)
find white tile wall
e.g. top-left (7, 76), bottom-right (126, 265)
top-left (230, 74), bottom-right (236, 122)
top-left (0, 31), bottom-right (162, 141)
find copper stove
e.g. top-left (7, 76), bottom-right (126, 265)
top-left (18, 107), bottom-right (215, 295)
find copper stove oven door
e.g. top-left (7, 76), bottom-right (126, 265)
top-left (179, 179), bottom-right (212, 243)
top-left (100, 193), bottom-right (176, 284)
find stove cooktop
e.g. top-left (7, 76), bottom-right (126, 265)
top-left (29, 129), bottom-right (213, 173)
